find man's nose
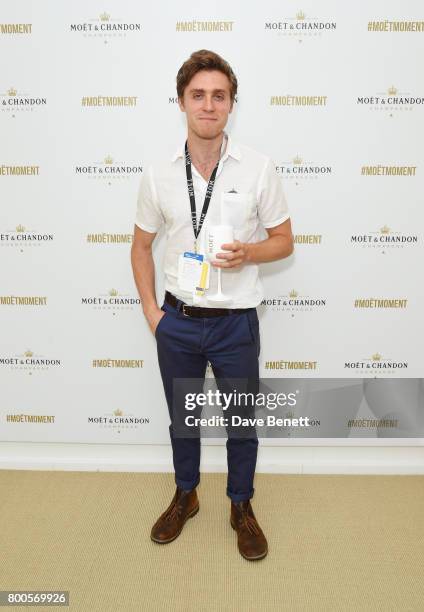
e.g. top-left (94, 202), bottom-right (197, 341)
top-left (202, 95), bottom-right (215, 112)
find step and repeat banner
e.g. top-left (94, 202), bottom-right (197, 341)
top-left (1, 1), bottom-right (423, 444)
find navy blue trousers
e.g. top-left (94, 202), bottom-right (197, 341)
top-left (155, 295), bottom-right (261, 502)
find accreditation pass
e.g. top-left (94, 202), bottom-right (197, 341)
top-left (177, 251), bottom-right (210, 296)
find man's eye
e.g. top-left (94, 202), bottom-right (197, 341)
top-left (215, 96), bottom-right (224, 101)
top-left (194, 94), bottom-right (202, 99)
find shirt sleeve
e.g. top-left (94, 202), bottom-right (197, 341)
top-left (257, 158), bottom-right (290, 229)
top-left (135, 165), bottom-right (164, 233)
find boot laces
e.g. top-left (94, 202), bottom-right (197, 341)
top-left (240, 506), bottom-right (260, 535)
top-left (165, 501), bottom-right (183, 522)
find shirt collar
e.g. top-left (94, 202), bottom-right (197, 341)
top-left (171, 131), bottom-right (241, 163)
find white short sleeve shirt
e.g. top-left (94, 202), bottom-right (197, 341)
top-left (135, 132), bottom-right (290, 308)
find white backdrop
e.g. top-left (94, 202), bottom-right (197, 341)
top-left (1, 0), bottom-right (423, 444)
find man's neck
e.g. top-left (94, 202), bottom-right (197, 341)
top-left (187, 129), bottom-right (225, 166)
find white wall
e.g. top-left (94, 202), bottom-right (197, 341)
top-left (1, 1), bottom-right (423, 463)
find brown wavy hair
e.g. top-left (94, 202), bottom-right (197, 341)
top-left (176, 49), bottom-right (238, 102)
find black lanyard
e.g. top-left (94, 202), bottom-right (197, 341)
top-left (184, 140), bottom-right (219, 251)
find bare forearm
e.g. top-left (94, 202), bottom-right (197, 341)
top-left (244, 234), bottom-right (293, 264)
top-left (131, 247), bottom-right (159, 316)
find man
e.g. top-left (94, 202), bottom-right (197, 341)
top-left (131, 49), bottom-right (293, 561)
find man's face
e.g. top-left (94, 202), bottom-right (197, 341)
top-left (178, 69), bottom-right (233, 140)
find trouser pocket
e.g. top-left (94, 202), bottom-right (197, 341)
top-left (245, 309), bottom-right (259, 343)
top-left (245, 309), bottom-right (260, 355)
top-left (154, 303), bottom-right (172, 339)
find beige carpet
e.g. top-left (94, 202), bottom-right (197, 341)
top-left (0, 470), bottom-right (423, 612)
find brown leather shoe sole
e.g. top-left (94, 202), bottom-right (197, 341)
top-left (230, 517), bottom-right (268, 560)
top-left (150, 503), bottom-right (199, 544)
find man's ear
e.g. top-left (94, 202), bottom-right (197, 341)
top-left (229, 100), bottom-right (234, 114)
top-left (178, 96), bottom-right (185, 112)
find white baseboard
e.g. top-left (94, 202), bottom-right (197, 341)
top-left (0, 442), bottom-right (423, 474)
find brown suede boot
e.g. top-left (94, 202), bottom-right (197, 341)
top-left (150, 485), bottom-right (199, 544)
top-left (230, 500), bottom-right (268, 560)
